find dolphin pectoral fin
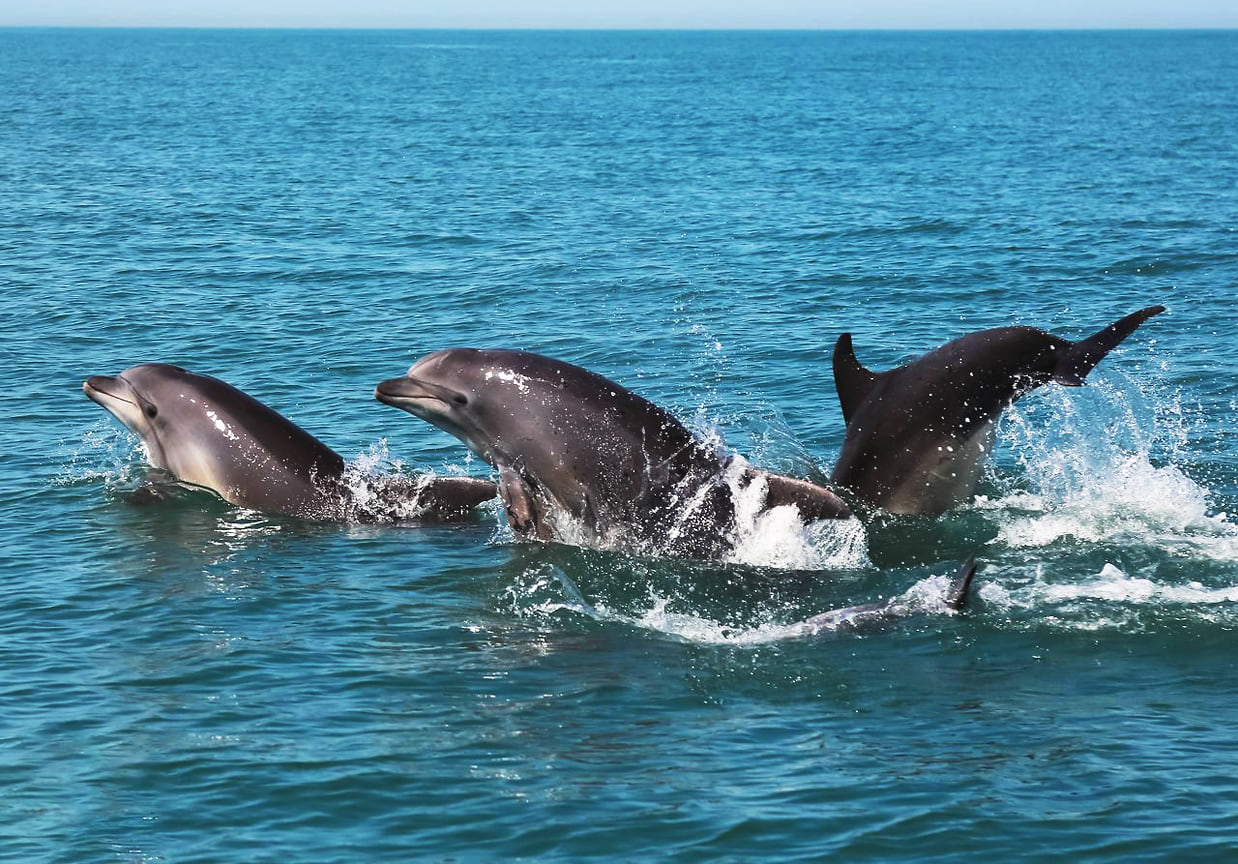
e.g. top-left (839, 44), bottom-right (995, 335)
top-left (416, 476), bottom-right (498, 518)
top-left (759, 471), bottom-right (852, 521)
top-left (1055, 305), bottom-right (1166, 386)
top-left (832, 333), bottom-right (879, 425)
top-left (945, 557), bottom-right (977, 611)
top-left (497, 466), bottom-right (548, 539)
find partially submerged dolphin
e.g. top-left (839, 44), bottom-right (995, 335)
top-left (796, 557), bottom-right (976, 635)
top-left (84, 363), bottom-right (495, 521)
top-left (375, 349), bottom-right (851, 558)
top-left (831, 305), bottom-right (1165, 515)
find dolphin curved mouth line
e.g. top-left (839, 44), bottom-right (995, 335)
top-left (374, 376), bottom-right (459, 409)
top-left (93, 391), bottom-right (137, 407)
top-left (83, 379), bottom-right (138, 408)
top-left (379, 392), bottom-right (441, 406)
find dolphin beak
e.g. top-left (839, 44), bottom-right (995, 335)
top-left (374, 376), bottom-right (459, 413)
top-left (83, 373), bottom-right (146, 436)
top-left (376, 376), bottom-right (425, 405)
top-left (376, 372), bottom-right (485, 460)
top-left (83, 375), bottom-right (130, 406)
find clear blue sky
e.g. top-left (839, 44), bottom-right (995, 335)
top-left (5, 0), bottom-right (1237, 29)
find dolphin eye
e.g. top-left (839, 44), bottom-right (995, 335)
top-left (145, 404), bottom-right (158, 418)
top-left (453, 394), bottom-right (468, 406)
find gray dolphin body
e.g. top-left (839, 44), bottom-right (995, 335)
top-left (831, 305), bottom-right (1165, 515)
top-left (84, 363), bottom-right (495, 521)
top-left (375, 349), bottom-right (851, 558)
top-left (798, 557), bottom-right (976, 635)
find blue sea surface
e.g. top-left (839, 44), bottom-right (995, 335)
top-left (2, 27), bottom-right (1237, 861)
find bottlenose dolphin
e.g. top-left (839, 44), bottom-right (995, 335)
top-left (797, 557), bottom-right (976, 635)
top-left (375, 349), bottom-right (851, 558)
top-left (84, 363), bottom-right (495, 521)
top-left (831, 305), bottom-right (1165, 515)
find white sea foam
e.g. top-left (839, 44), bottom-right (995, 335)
top-left (981, 372), bottom-right (1238, 561)
top-left (722, 456), bottom-right (870, 571)
top-left (977, 560), bottom-right (1238, 631)
top-left (517, 568), bottom-right (965, 646)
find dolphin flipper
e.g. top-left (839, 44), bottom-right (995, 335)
top-left (497, 465), bottom-right (546, 538)
top-left (757, 470), bottom-right (852, 521)
top-left (1055, 305), bottom-right (1166, 386)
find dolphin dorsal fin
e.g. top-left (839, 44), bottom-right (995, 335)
top-left (832, 333), bottom-right (878, 425)
top-left (1055, 305), bottom-right (1166, 386)
top-left (945, 557), bottom-right (978, 611)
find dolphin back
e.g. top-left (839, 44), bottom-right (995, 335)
top-left (799, 556), bottom-right (979, 635)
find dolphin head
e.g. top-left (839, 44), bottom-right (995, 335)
top-left (374, 349), bottom-right (507, 463)
top-left (83, 363), bottom-right (188, 471)
top-left (83, 362), bottom-right (288, 502)
top-left (376, 348), bottom-right (743, 547)
top-left (84, 362), bottom-right (348, 516)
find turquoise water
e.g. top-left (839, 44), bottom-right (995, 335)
top-left (3, 28), bottom-right (1237, 861)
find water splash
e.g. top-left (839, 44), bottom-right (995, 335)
top-left (622, 569), bottom-right (968, 644)
top-left (723, 456), bottom-right (869, 570)
top-left (54, 420), bottom-right (148, 487)
top-left (339, 438), bottom-right (427, 520)
top-left (502, 450), bottom-right (870, 570)
top-left (980, 370), bottom-right (1237, 560)
top-left (340, 439), bottom-right (496, 523)
top-left (504, 554), bottom-right (965, 645)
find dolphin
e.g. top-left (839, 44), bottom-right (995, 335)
top-left (797, 557), bottom-right (977, 635)
top-left (374, 349), bottom-right (851, 559)
top-left (83, 363), bottom-right (495, 522)
top-left (830, 305), bottom-right (1165, 515)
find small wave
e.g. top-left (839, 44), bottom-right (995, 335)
top-left (388, 42), bottom-right (496, 51)
top-left (792, 217), bottom-right (967, 243)
top-left (398, 232), bottom-right (482, 246)
top-left (1116, 218), bottom-right (1209, 230)
top-left (978, 561), bottom-right (1238, 631)
top-left (505, 558), bottom-right (965, 646)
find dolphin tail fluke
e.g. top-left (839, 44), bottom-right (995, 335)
top-left (944, 557), bottom-right (977, 611)
top-left (1054, 305), bottom-right (1166, 386)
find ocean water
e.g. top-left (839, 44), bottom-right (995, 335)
top-left (3, 27), bottom-right (1237, 861)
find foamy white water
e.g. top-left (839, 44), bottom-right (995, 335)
top-left (980, 371), bottom-right (1237, 560)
